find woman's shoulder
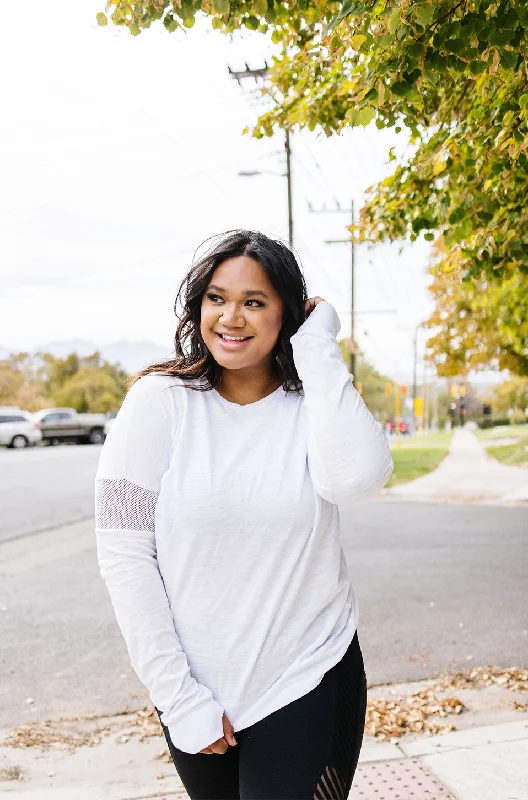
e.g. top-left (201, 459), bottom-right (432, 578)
top-left (126, 373), bottom-right (201, 415)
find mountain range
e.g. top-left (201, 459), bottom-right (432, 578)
top-left (0, 339), bottom-right (174, 374)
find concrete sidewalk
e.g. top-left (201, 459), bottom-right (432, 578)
top-left (385, 428), bottom-right (528, 506)
top-left (1, 672), bottom-right (527, 800)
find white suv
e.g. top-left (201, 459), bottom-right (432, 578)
top-left (0, 407), bottom-right (42, 448)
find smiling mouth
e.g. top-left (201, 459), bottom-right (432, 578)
top-left (215, 333), bottom-right (253, 341)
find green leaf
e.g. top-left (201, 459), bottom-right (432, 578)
top-left (357, 106), bottom-right (376, 126)
top-left (388, 10), bottom-right (400, 34)
top-left (424, 232), bottom-right (435, 241)
top-left (391, 81), bottom-right (413, 97)
top-left (96, 12), bottom-right (107, 26)
top-left (490, 29), bottom-right (512, 46)
top-left (501, 49), bottom-right (517, 69)
top-left (212, 0), bottom-right (229, 13)
top-left (245, 15), bottom-right (259, 29)
top-left (469, 60), bottom-right (486, 75)
top-left (414, 3), bottom-right (434, 28)
top-left (164, 14), bottom-right (179, 31)
top-left (408, 42), bottom-right (424, 58)
top-left (444, 38), bottom-right (464, 54)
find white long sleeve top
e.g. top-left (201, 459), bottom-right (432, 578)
top-left (94, 300), bottom-right (393, 754)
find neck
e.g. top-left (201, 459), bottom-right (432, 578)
top-left (217, 365), bottom-right (281, 404)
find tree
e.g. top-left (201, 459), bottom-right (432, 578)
top-left (0, 351), bottom-right (128, 412)
top-left (0, 354), bottom-right (50, 411)
top-left (339, 340), bottom-right (396, 420)
top-left (423, 244), bottom-right (528, 376)
top-left (54, 366), bottom-right (125, 413)
top-left (99, 0), bottom-right (528, 375)
top-left (491, 375), bottom-right (528, 420)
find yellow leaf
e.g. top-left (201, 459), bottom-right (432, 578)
top-left (433, 159), bottom-right (446, 176)
top-left (351, 34), bottom-right (367, 49)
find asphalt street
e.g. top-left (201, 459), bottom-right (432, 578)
top-left (0, 445), bottom-right (101, 543)
top-left (0, 469), bottom-right (526, 729)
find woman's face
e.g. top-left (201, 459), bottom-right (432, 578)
top-left (200, 255), bottom-right (284, 374)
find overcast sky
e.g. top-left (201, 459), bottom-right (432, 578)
top-left (0, 1), bottom-right (500, 384)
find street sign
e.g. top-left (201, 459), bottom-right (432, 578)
top-left (413, 397), bottom-right (424, 417)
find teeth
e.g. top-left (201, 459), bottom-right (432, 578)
top-left (220, 334), bottom-right (249, 341)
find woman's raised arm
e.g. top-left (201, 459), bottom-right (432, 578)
top-left (290, 300), bottom-right (394, 506)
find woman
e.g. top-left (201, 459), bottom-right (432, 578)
top-left (95, 229), bottom-right (393, 800)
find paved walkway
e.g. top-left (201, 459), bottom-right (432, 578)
top-left (1, 675), bottom-right (527, 799)
top-left (386, 428), bottom-right (528, 505)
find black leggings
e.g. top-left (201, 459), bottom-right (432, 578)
top-left (156, 630), bottom-right (367, 799)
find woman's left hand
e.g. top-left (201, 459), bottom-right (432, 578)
top-left (304, 296), bottom-right (325, 320)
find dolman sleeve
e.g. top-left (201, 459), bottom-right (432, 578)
top-left (290, 301), bottom-right (394, 505)
top-left (94, 375), bottom-right (225, 754)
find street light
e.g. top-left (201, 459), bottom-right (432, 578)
top-left (238, 170), bottom-right (286, 177)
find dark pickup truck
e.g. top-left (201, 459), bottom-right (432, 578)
top-left (33, 408), bottom-right (107, 445)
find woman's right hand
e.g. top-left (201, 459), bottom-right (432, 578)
top-left (199, 712), bottom-right (238, 754)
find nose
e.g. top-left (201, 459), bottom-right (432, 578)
top-left (219, 303), bottom-right (246, 327)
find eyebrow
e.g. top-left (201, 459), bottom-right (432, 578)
top-left (207, 284), bottom-right (269, 298)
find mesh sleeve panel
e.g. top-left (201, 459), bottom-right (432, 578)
top-left (95, 477), bottom-right (159, 532)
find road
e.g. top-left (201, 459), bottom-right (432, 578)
top-left (0, 445), bottom-right (101, 543)
top-left (0, 446), bottom-right (526, 730)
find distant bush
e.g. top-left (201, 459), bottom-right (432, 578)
top-left (477, 418), bottom-right (510, 429)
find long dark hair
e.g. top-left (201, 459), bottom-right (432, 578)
top-left (129, 229), bottom-right (309, 394)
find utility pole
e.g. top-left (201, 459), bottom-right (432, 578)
top-left (285, 128), bottom-right (293, 247)
top-left (310, 201), bottom-right (356, 379)
top-left (228, 63), bottom-right (294, 247)
top-left (412, 327), bottom-right (418, 404)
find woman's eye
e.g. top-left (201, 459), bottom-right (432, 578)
top-left (206, 293), bottom-right (263, 307)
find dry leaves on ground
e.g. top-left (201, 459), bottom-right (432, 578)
top-left (432, 665), bottom-right (528, 693)
top-left (0, 765), bottom-right (24, 782)
top-left (1, 721), bottom-right (107, 753)
top-left (3, 667), bottom-right (527, 754)
top-left (365, 689), bottom-right (465, 741)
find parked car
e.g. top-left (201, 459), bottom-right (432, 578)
top-left (386, 417), bottom-right (412, 435)
top-left (32, 408), bottom-right (107, 445)
top-left (0, 407), bottom-right (42, 448)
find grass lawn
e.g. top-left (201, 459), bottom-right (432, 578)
top-left (473, 423), bottom-right (528, 443)
top-left (387, 430), bottom-right (453, 487)
top-left (487, 437), bottom-right (528, 467)
top-left (472, 423), bottom-right (528, 468)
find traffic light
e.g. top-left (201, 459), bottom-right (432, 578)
top-left (482, 402), bottom-right (492, 428)
top-left (460, 399), bottom-right (466, 426)
top-left (413, 397), bottom-right (424, 417)
top-left (401, 385), bottom-right (408, 394)
top-left (460, 385), bottom-right (467, 397)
